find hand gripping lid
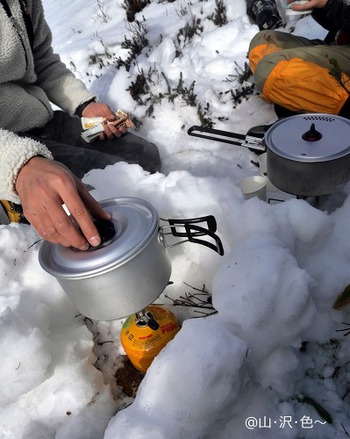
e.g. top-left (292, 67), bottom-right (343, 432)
top-left (38, 197), bottom-right (159, 279)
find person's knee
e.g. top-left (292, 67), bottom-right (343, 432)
top-left (141, 140), bottom-right (161, 174)
top-left (249, 30), bottom-right (276, 53)
top-left (248, 30), bottom-right (282, 73)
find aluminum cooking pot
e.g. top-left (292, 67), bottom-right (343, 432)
top-left (265, 114), bottom-right (350, 196)
top-left (38, 197), bottom-right (224, 321)
top-left (188, 114), bottom-right (350, 197)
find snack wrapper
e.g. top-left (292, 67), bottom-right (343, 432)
top-left (81, 110), bottom-right (134, 142)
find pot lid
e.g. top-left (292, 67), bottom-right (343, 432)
top-left (265, 114), bottom-right (350, 162)
top-left (39, 197), bottom-right (159, 278)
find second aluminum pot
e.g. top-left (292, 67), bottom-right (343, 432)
top-left (38, 197), bottom-right (224, 321)
top-left (188, 114), bottom-right (350, 197)
top-left (265, 114), bottom-right (350, 196)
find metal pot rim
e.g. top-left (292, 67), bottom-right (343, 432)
top-left (38, 197), bottom-right (159, 278)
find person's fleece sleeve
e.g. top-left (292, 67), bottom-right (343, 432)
top-left (0, 129), bottom-right (53, 203)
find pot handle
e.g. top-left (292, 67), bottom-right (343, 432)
top-left (167, 215), bottom-right (218, 236)
top-left (160, 215), bottom-right (224, 255)
top-left (183, 224), bottom-right (224, 255)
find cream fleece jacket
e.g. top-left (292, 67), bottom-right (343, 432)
top-left (0, 0), bottom-right (94, 203)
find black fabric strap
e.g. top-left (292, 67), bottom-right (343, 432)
top-left (75, 98), bottom-right (96, 117)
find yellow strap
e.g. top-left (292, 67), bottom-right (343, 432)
top-left (0, 200), bottom-right (25, 223)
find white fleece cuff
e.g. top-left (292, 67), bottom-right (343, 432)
top-left (0, 129), bottom-right (53, 204)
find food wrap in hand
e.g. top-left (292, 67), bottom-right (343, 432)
top-left (81, 110), bottom-right (134, 142)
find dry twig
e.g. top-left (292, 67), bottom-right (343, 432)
top-left (164, 282), bottom-right (217, 317)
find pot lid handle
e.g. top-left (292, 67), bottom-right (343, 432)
top-left (82, 218), bottom-right (116, 251)
top-left (302, 123), bottom-right (322, 142)
top-left (94, 218), bottom-right (116, 244)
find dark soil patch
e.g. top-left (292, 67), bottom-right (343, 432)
top-left (115, 356), bottom-right (145, 398)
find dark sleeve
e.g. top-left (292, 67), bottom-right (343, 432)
top-left (312, 0), bottom-right (350, 38)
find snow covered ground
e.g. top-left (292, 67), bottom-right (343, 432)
top-left (2, 1), bottom-right (350, 438)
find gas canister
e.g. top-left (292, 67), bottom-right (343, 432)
top-left (120, 305), bottom-right (180, 373)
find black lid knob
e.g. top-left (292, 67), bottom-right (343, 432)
top-left (302, 123), bottom-right (322, 142)
top-left (93, 218), bottom-right (116, 244)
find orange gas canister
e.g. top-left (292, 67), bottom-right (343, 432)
top-left (120, 305), bottom-right (180, 373)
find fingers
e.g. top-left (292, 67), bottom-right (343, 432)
top-left (27, 198), bottom-right (90, 249)
top-left (104, 122), bottom-right (122, 139)
top-left (99, 120), bottom-right (127, 140)
top-left (82, 103), bottom-right (131, 140)
top-left (48, 178), bottom-right (108, 249)
top-left (16, 157), bottom-right (110, 250)
top-left (76, 179), bottom-right (111, 221)
top-left (53, 178), bottom-right (113, 249)
top-left (107, 125), bottom-right (127, 138)
top-left (289, 0), bottom-right (325, 10)
top-left (22, 182), bottom-right (99, 249)
top-left (64, 200), bottom-right (101, 249)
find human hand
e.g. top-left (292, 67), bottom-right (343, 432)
top-left (82, 102), bottom-right (128, 140)
top-left (286, 0), bottom-right (328, 10)
top-left (15, 157), bottom-right (111, 249)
